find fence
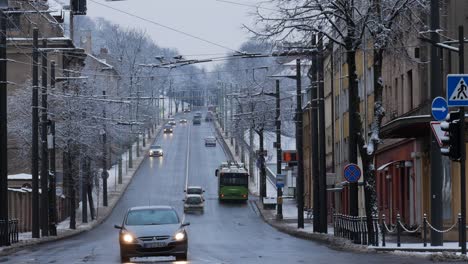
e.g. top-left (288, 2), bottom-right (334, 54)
top-left (8, 188), bottom-right (68, 233)
top-left (334, 213), bottom-right (465, 248)
top-left (0, 219), bottom-right (19, 245)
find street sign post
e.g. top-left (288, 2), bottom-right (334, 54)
top-left (447, 74), bottom-right (468, 106)
top-left (431, 96), bottom-right (449, 121)
top-left (430, 121), bottom-right (446, 147)
top-left (343, 163), bottom-right (361, 183)
top-left (276, 174), bottom-right (285, 188)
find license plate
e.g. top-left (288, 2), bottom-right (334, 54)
top-left (144, 241), bottom-right (167, 248)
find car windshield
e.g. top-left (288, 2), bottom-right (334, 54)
top-left (187, 188), bottom-right (202, 194)
top-left (164, 125), bottom-right (171, 129)
top-left (186, 196), bottom-right (202, 204)
top-left (126, 209), bottom-right (179, 225)
top-left (151, 145), bottom-right (161, 149)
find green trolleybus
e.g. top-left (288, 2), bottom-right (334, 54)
top-left (215, 161), bottom-right (249, 201)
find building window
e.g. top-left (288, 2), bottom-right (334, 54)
top-left (407, 70), bottom-right (413, 109)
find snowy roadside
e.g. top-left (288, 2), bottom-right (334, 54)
top-left (0, 125), bottom-right (164, 257)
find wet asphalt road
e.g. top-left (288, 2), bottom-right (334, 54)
top-left (2, 112), bottom-right (448, 263)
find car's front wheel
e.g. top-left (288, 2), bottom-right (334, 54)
top-left (175, 253), bottom-right (187, 261)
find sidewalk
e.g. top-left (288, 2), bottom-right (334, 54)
top-left (214, 119), bottom-right (468, 262)
top-left (0, 125), bottom-right (163, 256)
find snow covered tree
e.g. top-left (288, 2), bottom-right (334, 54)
top-left (249, 0), bottom-right (429, 243)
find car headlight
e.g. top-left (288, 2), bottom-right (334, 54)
top-left (122, 233), bottom-right (134, 243)
top-left (174, 232), bottom-right (185, 241)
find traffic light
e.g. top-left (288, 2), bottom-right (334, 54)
top-left (440, 110), bottom-right (461, 160)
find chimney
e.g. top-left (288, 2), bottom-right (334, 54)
top-left (100, 47), bottom-right (108, 55)
top-left (80, 30), bottom-right (92, 54)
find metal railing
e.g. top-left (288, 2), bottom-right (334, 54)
top-left (0, 219), bottom-right (19, 245)
top-left (334, 212), bottom-right (465, 250)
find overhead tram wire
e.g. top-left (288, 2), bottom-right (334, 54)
top-left (88, 0), bottom-right (241, 53)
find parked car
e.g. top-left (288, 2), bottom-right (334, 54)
top-left (185, 186), bottom-right (205, 200)
top-left (183, 194), bottom-right (204, 213)
top-left (163, 125), bottom-right (173, 133)
top-left (114, 206), bottom-right (189, 262)
top-left (204, 136), bottom-right (216, 147)
top-left (179, 119), bottom-right (187, 124)
top-left (149, 145), bottom-right (163, 157)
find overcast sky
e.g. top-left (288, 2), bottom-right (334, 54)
top-left (86, 0), bottom-right (263, 68)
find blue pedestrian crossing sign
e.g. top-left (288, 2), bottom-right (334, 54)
top-left (447, 74), bottom-right (468, 106)
top-left (344, 163), bottom-right (361, 183)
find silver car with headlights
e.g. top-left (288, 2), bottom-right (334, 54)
top-left (114, 206), bottom-right (189, 262)
top-left (148, 145), bottom-right (163, 157)
top-left (183, 194), bottom-right (204, 213)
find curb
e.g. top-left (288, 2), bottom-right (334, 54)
top-left (251, 200), bottom-right (372, 254)
top-left (0, 126), bottom-right (164, 257)
top-left (252, 201), bottom-right (468, 261)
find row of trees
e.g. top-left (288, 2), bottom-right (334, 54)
top-left (7, 15), bottom-right (210, 227)
top-left (234, 0), bottom-right (430, 243)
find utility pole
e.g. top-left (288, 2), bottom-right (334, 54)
top-left (31, 28), bottom-right (40, 238)
top-left (296, 59), bottom-right (304, 229)
top-left (259, 129), bottom-right (266, 199)
top-left (101, 90), bottom-right (108, 207)
top-left (430, 0), bottom-right (443, 246)
top-left (458, 25), bottom-right (466, 255)
top-left (81, 157), bottom-right (88, 223)
top-left (48, 61), bottom-right (57, 236)
top-left (275, 80), bottom-right (283, 220)
top-left (40, 41), bottom-right (49, 237)
top-left (0, 6), bottom-right (8, 246)
top-left (48, 119), bottom-right (57, 236)
top-left (311, 35), bottom-right (320, 232)
top-left (318, 34), bottom-right (328, 233)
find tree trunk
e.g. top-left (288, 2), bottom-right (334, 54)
top-left (359, 49), bottom-right (385, 245)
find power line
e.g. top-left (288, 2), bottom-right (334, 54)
top-left (213, 0), bottom-right (279, 12)
top-left (88, 0), bottom-right (241, 53)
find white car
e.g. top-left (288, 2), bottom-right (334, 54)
top-left (149, 145), bottom-right (163, 157)
top-left (204, 136), bottom-right (216, 147)
top-left (183, 194), bottom-right (204, 213)
top-left (185, 186), bottom-right (205, 200)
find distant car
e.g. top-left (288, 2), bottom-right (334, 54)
top-left (179, 119), bottom-right (187, 124)
top-left (183, 109), bottom-right (191, 113)
top-left (114, 206), bottom-right (189, 262)
top-left (149, 145), bottom-right (163, 157)
top-left (193, 117), bottom-right (201, 125)
top-left (194, 112), bottom-right (202, 118)
top-left (183, 194), bottom-right (204, 213)
top-left (204, 136), bottom-right (216, 147)
top-left (185, 186), bottom-right (205, 200)
top-left (205, 112), bottom-right (213, 122)
top-left (163, 125), bottom-right (173, 133)
top-left (167, 118), bottom-right (176, 126)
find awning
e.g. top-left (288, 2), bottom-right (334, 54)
top-left (376, 160), bottom-right (406, 171)
top-left (380, 115), bottom-right (431, 139)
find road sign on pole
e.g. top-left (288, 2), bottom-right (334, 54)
top-left (430, 121), bottom-right (446, 147)
top-left (343, 163), bottom-right (361, 183)
top-left (276, 174), bottom-right (285, 188)
top-left (431, 96), bottom-right (449, 121)
top-left (447, 74), bottom-right (468, 106)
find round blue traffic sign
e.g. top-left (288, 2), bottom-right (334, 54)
top-left (431, 96), bottom-right (448, 121)
top-left (344, 163), bottom-right (361, 183)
